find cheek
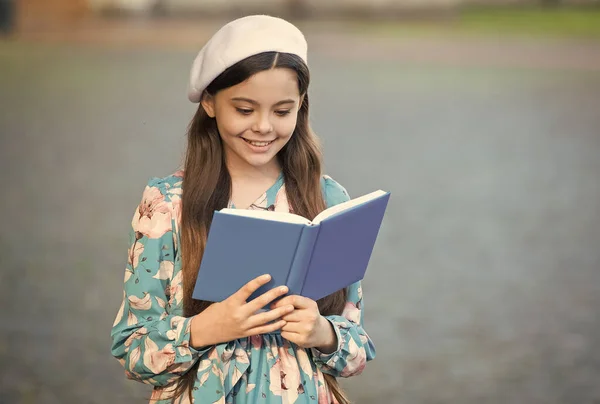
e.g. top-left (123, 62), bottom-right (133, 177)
top-left (216, 115), bottom-right (247, 137)
top-left (276, 116), bottom-right (299, 138)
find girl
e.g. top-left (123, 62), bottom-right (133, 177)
top-left (110, 15), bottom-right (376, 404)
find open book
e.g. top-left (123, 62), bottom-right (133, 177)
top-left (192, 190), bottom-right (390, 303)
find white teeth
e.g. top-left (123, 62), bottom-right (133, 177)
top-left (244, 139), bottom-right (273, 147)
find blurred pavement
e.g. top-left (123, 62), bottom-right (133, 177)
top-left (1, 16), bottom-right (600, 404)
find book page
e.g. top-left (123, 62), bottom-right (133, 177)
top-left (312, 190), bottom-right (388, 224)
top-left (219, 208), bottom-right (311, 225)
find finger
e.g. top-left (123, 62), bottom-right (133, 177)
top-left (281, 311), bottom-right (304, 323)
top-left (246, 285), bottom-right (289, 313)
top-left (234, 274), bottom-right (272, 302)
top-left (281, 321), bottom-right (305, 333)
top-left (270, 295), bottom-right (295, 310)
top-left (272, 295), bottom-right (313, 310)
top-left (247, 305), bottom-right (294, 329)
top-left (247, 320), bottom-right (287, 336)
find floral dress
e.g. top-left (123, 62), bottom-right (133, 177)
top-left (110, 170), bottom-right (376, 403)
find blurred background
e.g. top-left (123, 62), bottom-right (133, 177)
top-left (1, 0), bottom-right (600, 403)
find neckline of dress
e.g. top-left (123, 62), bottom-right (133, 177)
top-left (228, 171), bottom-right (284, 209)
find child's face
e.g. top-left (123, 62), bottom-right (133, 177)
top-left (201, 67), bottom-right (302, 171)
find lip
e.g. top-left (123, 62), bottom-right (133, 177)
top-left (241, 137), bottom-right (276, 153)
top-left (241, 138), bottom-right (276, 143)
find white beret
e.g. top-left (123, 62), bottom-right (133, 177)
top-left (187, 15), bottom-right (308, 103)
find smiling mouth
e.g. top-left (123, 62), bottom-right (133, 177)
top-left (242, 138), bottom-right (275, 147)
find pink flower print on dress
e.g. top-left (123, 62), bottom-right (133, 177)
top-left (142, 339), bottom-right (176, 374)
top-left (133, 186), bottom-right (172, 239)
top-left (128, 293), bottom-right (152, 311)
top-left (128, 241), bottom-right (144, 270)
top-left (274, 185), bottom-right (292, 213)
top-left (342, 301), bottom-right (361, 324)
top-left (153, 261), bottom-right (174, 281)
top-left (168, 271), bottom-right (184, 306)
top-left (269, 358), bottom-right (284, 397)
top-left (295, 346), bottom-right (314, 380)
top-left (316, 376), bottom-right (331, 404)
top-left (339, 338), bottom-right (367, 377)
top-left (250, 335), bottom-right (263, 350)
top-left (278, 341), bottom-right (302, 403)
top-left (127, 345), bottom-right (142, 372)
top-left (124, 327), bottom-right (148, 349)
top-left (170, 194), bottom-right (182, 225)
top-left (248, 193), bottom-right (269, 210)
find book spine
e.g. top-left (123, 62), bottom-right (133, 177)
top-left (286, 225), bottom-right (320, 296)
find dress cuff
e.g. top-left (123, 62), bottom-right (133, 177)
top-left (171, 316), bottom-right (210, 363)
top-left (310, 316), bottom-right (343, 364)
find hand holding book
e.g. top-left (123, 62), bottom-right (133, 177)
top-left (189, 274), bottom-right (293, 348)
top-left (271, 294), bottom-right (338, 353)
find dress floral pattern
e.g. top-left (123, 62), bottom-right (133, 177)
top-left (110, 171), bottom-right (376, 403)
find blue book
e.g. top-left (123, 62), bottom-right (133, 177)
top-left (192, 190), bottom-right (390, 303)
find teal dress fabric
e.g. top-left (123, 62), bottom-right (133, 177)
top-left (110, 171), bottom-right (376, 403)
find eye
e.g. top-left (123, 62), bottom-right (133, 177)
top-left (275, 110), bottom-right (292, 117)
top-left (236, 108), bottom-right (253, 115)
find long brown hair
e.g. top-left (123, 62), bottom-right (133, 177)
top-left (173, 52), bottom-right (349, 403)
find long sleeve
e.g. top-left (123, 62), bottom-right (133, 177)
top-left (311, 281), bottom-right (376, 377)
top-left (310, 176), bottom-right (377, 377)
top-left (110, 177), bottom-right (209, 387)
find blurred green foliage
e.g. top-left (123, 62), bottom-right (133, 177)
top-left (348, 7), bottom-right (600, 38)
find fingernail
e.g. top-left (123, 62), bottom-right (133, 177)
top-left (280, 286), bottom-right (288, 293)
top-left (263, 274), bottom-right (271, 281)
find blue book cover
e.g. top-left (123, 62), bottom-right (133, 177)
top-left (192, 190), bottom-right (390, 303)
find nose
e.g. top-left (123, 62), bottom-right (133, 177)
top-left (251, 113), bottom-right (273, 135)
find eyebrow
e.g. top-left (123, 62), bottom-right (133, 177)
top-left (231, 97), bottom-right (295, 106)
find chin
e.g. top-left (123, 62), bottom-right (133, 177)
top-left (243, 154), bottom-right (278, 168)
